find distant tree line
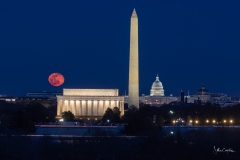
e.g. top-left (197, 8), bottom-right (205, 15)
top-left (100, 106), bottom-right (164, 135)
top-left (2, 100), bottom-right (240, 135)
top-left (150, 102), bottom-right (240, 125)
top-left (100, 103), bottom-right (240, 135)
top-left (0, 101), bottom-right (56, 134)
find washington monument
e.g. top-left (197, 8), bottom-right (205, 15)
top-left (128, 8), bottom-right (139, 108)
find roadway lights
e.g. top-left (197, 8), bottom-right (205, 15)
top-left (59, 119), bottom-right (64, 122)
top-left (170, 111), bottom-right (174, 114)
top-left (213, 120), bottom-right (216, 123)
top-left (230, 120), bottom-right (233, 123)
top-left (206, 120), bottom-right (209, 123)
top-left (190, 120), bottom-right (192, 123)
top-left (223, 120), bottom-right (226, 123)
top-left (173, 120), bottom-right (176, 124)
top-left (195, 120), bottom-right (198, 124)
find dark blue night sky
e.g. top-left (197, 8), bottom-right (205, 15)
top-left (0, 0), bottom-right (240, 97)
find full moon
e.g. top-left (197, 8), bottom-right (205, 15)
top-left (48, 73), bottom-right (64, 86)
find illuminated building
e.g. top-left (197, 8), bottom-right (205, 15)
top-left (125, 75), bottom-right (177, 107)
top-left (0, 95), bottom-right (16, 103)
top-left (150, 75), bottom-right (164, 96)
top-left (56, 89), bottom-right (124, 120)
top-left (183, 85), bottom-right (231, 106)
top-left (16, 91), bottom-right (62, 107)
top-left (138, 75), bottom-right (177, 107)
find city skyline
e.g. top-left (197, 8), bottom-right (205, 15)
top-left (1, 1), bottom-right (240, 97)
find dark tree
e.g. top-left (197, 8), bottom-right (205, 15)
top-left (23, 102), bottom-right (56, 123)
top-left (102, 108), bottom-right (114, 123)
top-left (8, 111), bottom-right (36, 133)
top-left (156, 116), bottom-right (164, 128)
top-left (62, 111), bottom-right (75, 122)
top-left (112, 107), bottom-right (121, 123)
top-left (101, 107), bottom-right (121, 124)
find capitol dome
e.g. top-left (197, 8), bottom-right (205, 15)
top-left (197, 85), bottom-right (209, 95)
top-left (150, 75), bottom-right (164, 96)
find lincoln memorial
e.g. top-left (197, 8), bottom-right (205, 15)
top-left (56, 89), bottom-right (124, 120)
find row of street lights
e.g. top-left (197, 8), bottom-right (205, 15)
top-left (189, 119), bottom-right (233, 124)
top-left (172, 119), bottom-right (234, 125)
top-left (169, 111), bottom-right (236, 125)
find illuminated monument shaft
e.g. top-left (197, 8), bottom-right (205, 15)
top-left (128, 9), bottom-right (139, 108)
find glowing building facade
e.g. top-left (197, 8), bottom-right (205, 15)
top-left (150, 75), bottom-right (164, 96)
top-left (57, 89), bottom-right (124, 120)
top-left (124, 75), bottom-right (176, 107)
top-left (183, 85), bottom-right (231, 107)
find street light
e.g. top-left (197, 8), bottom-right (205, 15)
top-left (59, 118), bottom-right (64, 126)
top-left (213, 120), bottom-right (216, 124)
top-left (170, 110), bottom-right (174, 114)
top-left (172, 120), bottom-right (176, 125)
top-left (195, 120), bottom-right (198, 124)
top-left (206, 120), bottom-right (209, 123)
top-left (223, 120), bottom-right (226, 123)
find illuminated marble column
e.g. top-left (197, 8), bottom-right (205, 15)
top-left (76, 100), bottom-right (80, 116)
top-left (87, 100), bottom-right (90, 116)
top-left (57, 100), bottom-right (63, 116)
top-left (97, 100), bottom-right (99, 116)
top-left (62, 101), bottom-right (65, 112)
top-left (64, 100), bottom-right (68, 112)
top-left (68, 100), bottom-right (70, 111)
top-left (82, 100), bottom-right (86, 116)
top-left (103, 100), bottom-right (105, 115)
top-left (111, 101), bottom-right (116, 109)
top-left (117, 101), bottom-right (120, 112)
top-left (99, 100), bottom-right (103, 115)
top-left (69, 100), bottom-right (71, 111)
top-left (69, 100), bottom-right (74, 115)
top-left (73, 100), bottom-right (76, 115)
top-left (86, 100), bottom-right (89, 116)
top-left (57, 100), bottom-right (60, 115)
top-left (80, 100), bottom-right (82, 116)
top-left (120, 101), bottom-right (124, 116)
top-left (92, 100), bottom-right (96, 116)
top-left (91, 100), bottom-right (94, 116)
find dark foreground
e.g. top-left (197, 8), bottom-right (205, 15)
top-left (0, 127), bottom-right (240, 160)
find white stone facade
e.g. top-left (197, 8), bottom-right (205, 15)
top-left (150, 75), bottom-right (164, 96)
top-left (128, 9), bottom-right (139, 108)
top-left (140, 96), bottom-right (177, 107)
top-left (57, 89), bottom-right (124, 119)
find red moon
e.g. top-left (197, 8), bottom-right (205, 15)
top-left (48, 73), bottom-right (64, 86)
